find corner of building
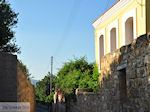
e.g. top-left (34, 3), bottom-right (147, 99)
top-left (146, 0), bottom-right (150, 34)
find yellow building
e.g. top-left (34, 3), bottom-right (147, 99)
top-left (92, 0), bottom-right (150, 72)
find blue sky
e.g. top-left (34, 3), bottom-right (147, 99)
top-left (10, 0), bottom-right (117, 80)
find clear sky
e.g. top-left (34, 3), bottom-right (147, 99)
top-left (10, 0), bottom-right (117, 80)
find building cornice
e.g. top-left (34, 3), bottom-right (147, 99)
top-left (92, 0), bottom-right (132, 29)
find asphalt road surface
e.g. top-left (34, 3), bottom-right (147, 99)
top-left (36, 107), bottom-right (49, 112)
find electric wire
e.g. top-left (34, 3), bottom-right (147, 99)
top-left (52, 0), bottom-right (111, 75)
top-left (54, 0), bottom-right (83, 57)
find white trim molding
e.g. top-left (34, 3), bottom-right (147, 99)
top-left (92, 0), bottom-right (132, 28)
top-left (97, 28), bottom-right (105, 72)
top-left (108, 19), bottom-right (119, 52)
top-left (122, 8), bottom-right (136, 46)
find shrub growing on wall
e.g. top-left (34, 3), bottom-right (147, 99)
top-left (55, 57), bottom-right (100, 99)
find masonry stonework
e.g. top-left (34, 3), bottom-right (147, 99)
top-left (67, 92), bottom-right (102, 112)
top-left (18, 66), bottom-right (35, 112)
top-left (99, 34), bottom-right (150, 111)
top-left (67, 34), bottom-right (150, 112)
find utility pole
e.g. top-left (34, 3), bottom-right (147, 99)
top-left (50, 56), bottom-right (53, 94)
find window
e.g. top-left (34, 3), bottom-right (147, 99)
top-left (110, 28), bottom-right (117, 51)
top-left (99, 35), bottom-right (104, 68)
top-left (123, 8), bottom-right (136, 46)
top-left (125, 17), bottom-right (134, 45)
top-left (108, 19), bottom-right (118, 52)
top-left (99, 35), bottom-right (104, 60)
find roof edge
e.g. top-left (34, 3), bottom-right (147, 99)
top-left (92, 0), bottom-right (120, 26)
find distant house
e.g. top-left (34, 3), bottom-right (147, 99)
top-left (92, 0), bottom-right (150, 72)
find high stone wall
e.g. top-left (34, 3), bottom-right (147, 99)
top-left (99, 34), bottom-right (150, 111)
top-left (66, 92), bottom-right (102, 112)
top-left (17, 66), bottom-right (35, 112)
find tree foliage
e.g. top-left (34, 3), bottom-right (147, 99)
top-left (35, 57), bottom-right (100, 103)
top-left (35, 74), bottom-right (57, 103)
top-left (0, 0), bottom-right (20, 53)
top-left (55, 57), bottom-right (100, 98)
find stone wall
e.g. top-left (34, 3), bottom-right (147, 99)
top-left (67, 92), bottom-right (102, 112)
top-left (17, 66), bottom-right (35, 112)
top-left (99, 34), bottom-right (150, 111)
top-left (68, 34), bottom-right (150, 112)
top-left (0, 52), bottom-right (17, 102)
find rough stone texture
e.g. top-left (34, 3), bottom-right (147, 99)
top-left (18, 66), bottom-right (35, 112)
top-left (0, 52), bottom-right (17, 102)
top-left (67, 92), bottom-right (102, 112)
top-left (67, 34), bottom-right (150, 112)
top-left (98, 34), bottom-right (150, 112)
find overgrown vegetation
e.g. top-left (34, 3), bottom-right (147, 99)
top-left (55, 57), bottom-right (100, 99)
top-left (0, 0), bottom-right (20, 53)
top-left (35, 57), bottom-right (100, 103)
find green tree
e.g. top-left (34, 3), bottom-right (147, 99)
top-left (0, 0), bottom-right (20, 53)
top-left (55, 57), bottom-right (100, 98)
top-left (35, 74), bottom-right (57, 103)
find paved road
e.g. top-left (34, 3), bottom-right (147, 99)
top-left (36, 107), bottom-right (49, 112)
